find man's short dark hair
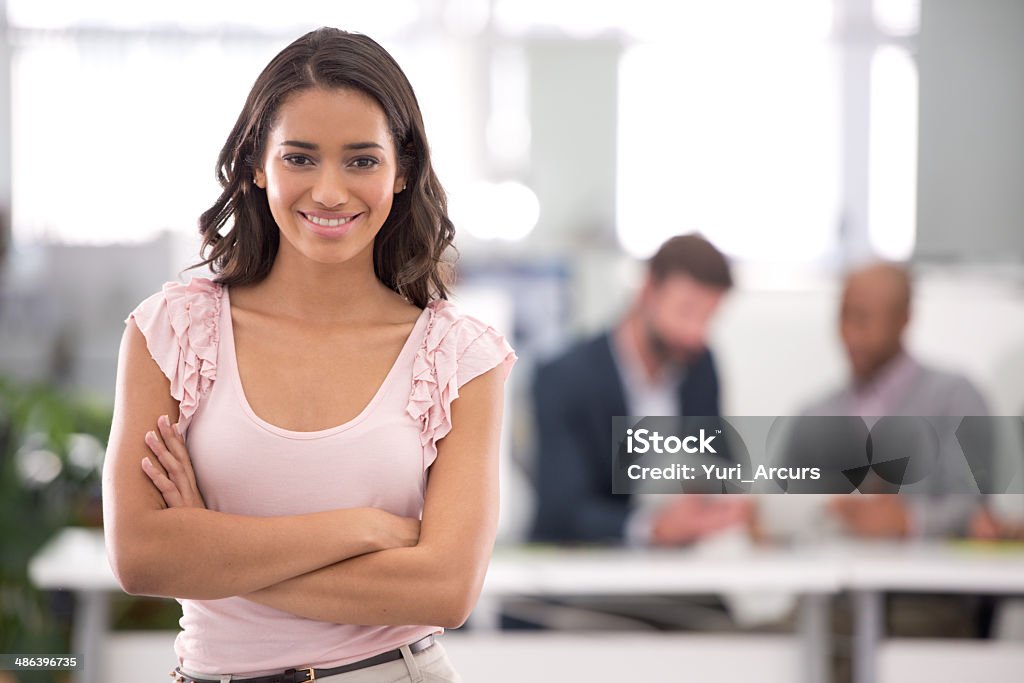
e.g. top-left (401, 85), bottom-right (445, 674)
top-left (648, 233), bottom-right (733, 289)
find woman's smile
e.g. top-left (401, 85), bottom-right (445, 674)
top-left (298, 210), bottom-right (364, 238)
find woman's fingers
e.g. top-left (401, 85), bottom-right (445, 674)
top-left (157, 415), bottom-right (198, 490)
top-left (141, 456), bottom-right (183, 507)
top-left (145, 428), bottom-right (182, 481)
top-left (144, 429), bottom-right (185, 506)
top-left (145, 415), bottom-right (206, 509)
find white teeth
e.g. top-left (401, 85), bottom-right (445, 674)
top-left (304, 213), bottom-right (354, 227)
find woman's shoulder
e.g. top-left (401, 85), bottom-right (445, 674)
top-left (422, 298), bottom-right (505, 343)
top-left (129, 276), bottom-right (223, 320)
top-left (420, 298), bottom-right (516, 381)
top-left (125, 276), bottom-right (223, 430)
top-left (407, 297), bottom-right (517, 450)
top-left (127, 276), bottom-right (223, 356)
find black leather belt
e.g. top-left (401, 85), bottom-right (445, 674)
top-left (171, 634), bottom-right (436, 683)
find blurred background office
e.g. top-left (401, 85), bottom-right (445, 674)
top-left (2, 1), bottom-right (1023, 682)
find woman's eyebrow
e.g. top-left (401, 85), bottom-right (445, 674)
top-left (280, 140), bottom-right (385, 151)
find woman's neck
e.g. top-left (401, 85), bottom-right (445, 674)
top-left (236, 243), bottom-right (397, 323)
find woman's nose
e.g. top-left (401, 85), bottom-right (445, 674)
top-left (311, 167), bottom-right (349, 207)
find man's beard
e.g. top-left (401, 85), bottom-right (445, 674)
top-left (644, 319), bottom-right (699, 368)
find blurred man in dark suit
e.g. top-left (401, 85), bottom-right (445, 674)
top-left (530, 234), bottom-right (750, 547)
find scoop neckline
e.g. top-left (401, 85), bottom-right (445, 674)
top-left (220, 285), bottom-right (431, 440)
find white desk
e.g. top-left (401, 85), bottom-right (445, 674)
top-left (27, 528), bottom-right (1024, 683)
top-left (27, 527), bottom-right (117, 683)
top-left (839, 541), bottom-right (1024, 683)
top-left (478, 544), bottom-right (841, 683)
top-left (482, 545), bottom-right (841, 595)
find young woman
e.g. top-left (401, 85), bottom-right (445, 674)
top-left (102, 27), bottom-right (516, 683)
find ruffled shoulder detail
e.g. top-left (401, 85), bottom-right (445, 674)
top-left (125, 277), bottom-right (222, 434)
top-left (407, 299), bottom-right (517, 460)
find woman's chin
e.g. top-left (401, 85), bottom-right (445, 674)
top-left (301, 240), bottom-right (376, 268)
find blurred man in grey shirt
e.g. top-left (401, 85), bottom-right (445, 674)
top-left (803, 262), bottom-right (989, 538)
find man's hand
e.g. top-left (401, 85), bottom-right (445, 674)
top-left (650, 495), bottom-right (753, 546)
top-left (830, 495), bottom-right (909, 538)
top-left (970, 508), bottom-right (1024, 540)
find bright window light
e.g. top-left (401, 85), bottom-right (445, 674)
top-left (11, 33), bottom-right (474, 246)
top-left (451, 180), bottom-right (539, 241)
top-left (868, 46), bottom-right (918, 261)
top-left (6, 0), bottom-right (420, 34)
top-left (486, 46), bottom-right (531, 172)
top-left (617, 34), bottom-right (840, 262)
top-left (11, 38), bottom-right (278, 245)
top-left (493, 0), bottom-right (832, 42)
top-left (874, 0), bottom-right (921, 36)
top-left (493, 0), bottom-right (626, 38)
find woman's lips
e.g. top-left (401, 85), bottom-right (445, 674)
top-left (299, 211), bottom-right (361, 238)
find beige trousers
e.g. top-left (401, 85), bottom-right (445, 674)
top-left (177, 640), bottom-right (462, 683)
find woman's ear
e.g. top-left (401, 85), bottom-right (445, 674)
top-left (394, 142), bottom-right (414, 193)
top-left (253, 168), bottom-right (267, 189)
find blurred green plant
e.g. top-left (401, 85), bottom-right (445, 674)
top-left (0, 376), bottom-right (110, 683)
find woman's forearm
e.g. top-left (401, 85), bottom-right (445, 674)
top-left (240, 542), bottom-right (489, 629)
top-left (237, 370), bottom-right (508, 629)
top-left (110, 506), bottom-right (391, 600)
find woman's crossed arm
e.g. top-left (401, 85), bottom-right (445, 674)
top-left (239, 366), bottom-right (505, 628)
top-left (133, 356), bottom-right (506, 629)
top-left (103, 320), bottom-right (420, 600)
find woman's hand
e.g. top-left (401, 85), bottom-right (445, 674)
top-left (364, 508), bottom-right (421, 551)
top-left (140, 414), bottom-right (207, 510)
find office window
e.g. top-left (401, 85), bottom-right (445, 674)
top-left (616, 5), bottom-right (840, 262)
top-left (5, 2), bottom-right (480, 246)
top-left (11, 37), bottom-right (277, 244)
top-left (868, 46), bottom-right (918, 261)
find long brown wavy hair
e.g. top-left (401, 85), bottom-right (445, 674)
top-left (191, 27), bottom-right (455, 308)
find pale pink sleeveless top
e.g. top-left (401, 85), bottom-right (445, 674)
top-left (126, 277), bottom-right (516, 676)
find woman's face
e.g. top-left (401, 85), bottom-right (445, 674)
top-left (254, 87), bottom-right (405, 267)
